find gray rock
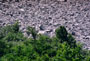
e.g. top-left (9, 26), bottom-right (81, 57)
top-left (72, 31), bottom-right (76, 36)
top-left (39, 25), bottom-right (45, 30)
top-left (0, 21), bottom-right (3, 23)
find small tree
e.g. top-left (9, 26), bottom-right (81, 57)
top-left (12, 21), bottom-right (19, 33)
top-left (55, 26), bottom-right (77, 48)
top-left (27, 26), bottom-right (37, 40)
top-left (55, 26), bottom-right (68, 42)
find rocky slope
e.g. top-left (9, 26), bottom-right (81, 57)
top-left (0, 0), bottom-right (90, 49)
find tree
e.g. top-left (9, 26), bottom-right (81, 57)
top-left (55, 26), bottom-right (68, 42)
top-left (12, 21), bottom-right (19, 33)
top-left (55, 26), bottom-right (77, 47)
top-left (27, 26), bottom-right (37, 40)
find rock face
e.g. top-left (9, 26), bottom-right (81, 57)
top-left (0, 0), bottom-right (90, 49)
top-left (57, 0), bottom-right (67, 2)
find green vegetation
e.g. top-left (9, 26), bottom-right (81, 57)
top-left (0, 22), bottom-right (90, 61)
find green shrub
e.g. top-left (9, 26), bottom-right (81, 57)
top-left (0, 21), bottom-right (20, 39)
top-left (55, 26), bottom-right (76, 47)
top-left (55, 26), bottom-right (68, 42)
top-left (12, 21), bottom-right (19, 33)
top-left (0, 22), bottom-right (90, 61)
top-left (67, 34), bottom-right (76, 47)
top-left (0, 40), bottom-right (8, 57)
top-left (34, 35), bottom-right (52, 55)
top-left (3, 32), bottom-right (24, 41)
top-left (55, 42), bottom-right (85, 61)
top-left (27, 26), bottom-right (37, 40)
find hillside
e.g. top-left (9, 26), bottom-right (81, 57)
top-left (0, 0), bottom-right (90, 49)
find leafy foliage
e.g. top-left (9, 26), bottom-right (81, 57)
top-left (55, 26), bottom-right (76, 47)
top-left (27, 26), bottom-right (37, 40)
top-left (0, 22), bottom-right (90, 61)
top-left (0, 40), bottom-right (8, 57)
top-left (55, 26), bottom-right (68, 41)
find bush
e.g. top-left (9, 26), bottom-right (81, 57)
top-left (12, 21), bottom-right (19, 33)
top-left (3, 32), bottom-right (24, 41)
top-left (55, 26), bottom-right (76, 47)
top-left (55, 26), bottom-right (68, 42)
top-left (0, 21), bottom-right (20, 39)
top-left (27, 26), bottom-right (37, 40)
top-left (0, 22), bottom-right (90, 61)
top-left (0, 40), bottom-right (8, 57)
